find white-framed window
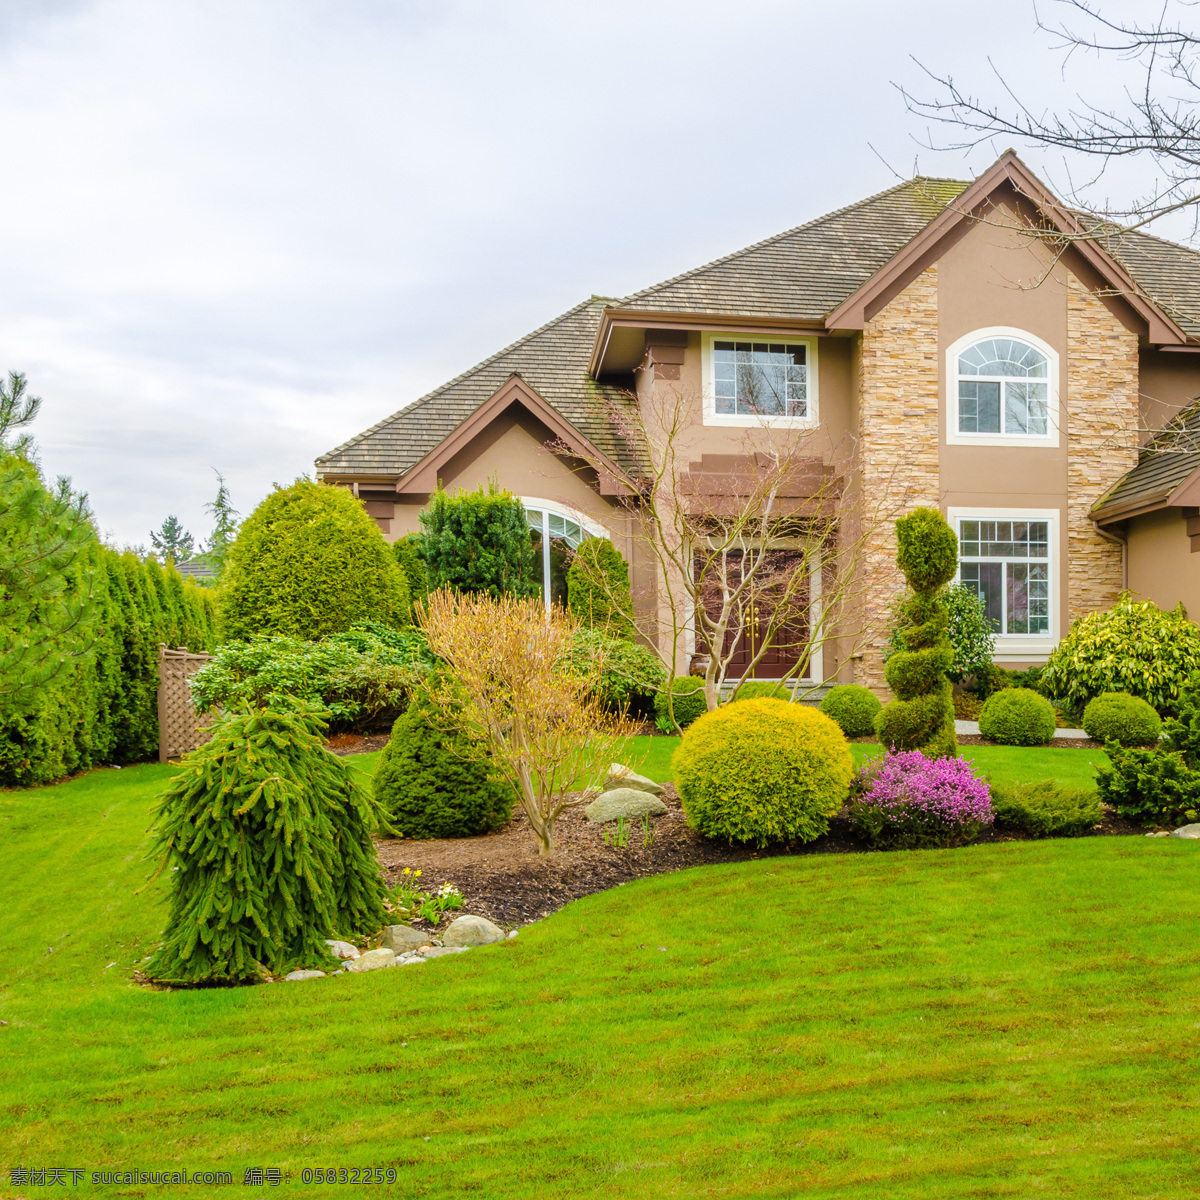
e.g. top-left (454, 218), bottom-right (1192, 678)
top-left (945, 327), bottom-right (1059, 448)
top-left (701, 331), bottom-right (819, 428)
top-left (520, 497), bottom-right (610, 609)
top-left (948, 507), bottom-right (1059, 660)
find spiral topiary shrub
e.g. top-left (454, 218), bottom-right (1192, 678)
top-left (373, 689), bottom-right (515, 838)
top-left (220, 478), bottom-right (410, 641)
top-left (978, 687), bottom-right (1056, 746)
top-left (876, 508), bottom-right (959, 758)
top-left (143, 705), bottom-right (389, 985)
top-left (820, 684), bottom-right (882, 737)
top-left (1081, 692), bottom-right (1162, 747)
top-left (674, 698), bottom-right (852, 846)
top-left (731, 680), bottom-right (792, 702)
top-left (654, 676), bottom-right (709, 733)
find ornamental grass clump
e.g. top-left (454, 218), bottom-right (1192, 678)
top-left (143, 705), bottom-right (389, 985)
top-left (875, 508), bottom-right (958, 758)
top-left (848, 750), bottom-right (993, 848)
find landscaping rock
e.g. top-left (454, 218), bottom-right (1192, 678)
top-left (443, 914), bottom-right (505, 947)
top-left (397, 955), bottom-right (426, 966)
top-left (1170, 823), bottom-right (1200, 839)
top-left (605, 763), bottom-right (665, 797)
top-left (585, 788), bottom-right (669, 823)
top-left (325, 939), bottom-right (360, 960)
top-left (285, 969), bottom-right (326, 981)
top-left (380, 925), bottom-right (431, 953)
top-left (417, 945), bottom-right (471, 958)
top-left (1146, 831), bottom-right (1171, 837)
top-left (346, 948), bottom-right (397, 972)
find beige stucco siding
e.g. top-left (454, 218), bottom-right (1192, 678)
top-left (1127, 508), bottom-right (1200, 615)
top-left (1138, 348), bottom-right (1200, 437)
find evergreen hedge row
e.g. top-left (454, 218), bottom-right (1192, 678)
top-left (0, 545), bottom-right (218, 786)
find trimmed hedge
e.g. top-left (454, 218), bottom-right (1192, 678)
top-left (392, 534), bottom-right (428, 612)
top-left (978, 687), bottom-right (1057, 746)
top-left (221, 478), bottom-right (410, 641)
top-left (820, 684), bottom-right (882, 737)
top-left (990, 780), bottom-right (1101, 838)
top-left (566, 536), bottom-right (634, 639)
top-left (654, 676), bottom-right (709, 733)
top-left (731, 681), bottom-right (792, 702)
top-left (0, 546), bottom-right (218, 787)
top-left (1081, 692), bottom-right (1161, 747)
top-left (673, 699), bottom-right (852, 846)
top-left (373, 692), bottom-right (515, 839)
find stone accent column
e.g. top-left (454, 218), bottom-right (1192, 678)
top-left (1065, 276), bottom-right (1139, 620)
top-left (855, 266), bottom-right (942, 695)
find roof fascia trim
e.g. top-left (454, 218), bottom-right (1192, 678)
top-left (825, 153), bottom-right (1189, 343)
top-left (394, 374), bottom-right (633, 497)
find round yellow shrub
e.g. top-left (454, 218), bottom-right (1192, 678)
top-left (672, 698), bottom-right (853, 846)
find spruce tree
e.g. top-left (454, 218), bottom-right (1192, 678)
top-left (150, 515), bottom-right (194, 564)
top-left (197, 470), bottom-right (239, 581)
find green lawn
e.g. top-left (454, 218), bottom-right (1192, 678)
top-left (2, 754), bottom-right (1195, 1197)
top-left (624, 734), bottom-right (1110, 790)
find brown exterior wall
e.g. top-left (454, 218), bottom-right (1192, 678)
top-left (1138, 348), bottom-right (1200, 438)
top-left (856, 265), bottom-right (941, 693)
top-left (1127, 507), bottom-right (1200, 615)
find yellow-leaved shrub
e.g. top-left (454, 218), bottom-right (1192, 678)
top-left (672, 698), bottom-right (853, 847)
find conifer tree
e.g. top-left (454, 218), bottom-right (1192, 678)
top-left (197, 470), bottom-right (240, 581)
top-left (150, 515), bottom-right (194, 564)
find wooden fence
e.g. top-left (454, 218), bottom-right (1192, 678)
top-left (157, 645), bottom-right (215, 762)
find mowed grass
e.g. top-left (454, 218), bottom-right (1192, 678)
top-left (2, 754), bottom-right (1195, 1198)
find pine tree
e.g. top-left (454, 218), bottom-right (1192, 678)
top-left (197, 470), bottom-right (240, 581)
top-left (149, 515), bottom-right (194, 565)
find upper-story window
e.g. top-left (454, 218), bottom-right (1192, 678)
top-left (946, 328), bottom-right (1058, 447)
top-left (703, 332), bottom-right (819, 427)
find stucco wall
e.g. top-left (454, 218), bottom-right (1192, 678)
top-left (1138, 349), bottom-right (1200, 438)
top-left (1126, 508), bottom-right (1200, 616)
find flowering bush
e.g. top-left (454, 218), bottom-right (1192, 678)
top-left (848, 750), bottom-right (993, 848)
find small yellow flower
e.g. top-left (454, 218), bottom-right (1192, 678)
top-left (414, 870), bottom-right (422, 878)
top-left (402, 868), bottom-right (411, 875)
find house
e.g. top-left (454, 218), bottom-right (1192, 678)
top-left (316, 152), bottom-right (1200, 695)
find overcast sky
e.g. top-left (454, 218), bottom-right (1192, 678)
top-left (0, 0), bottom-right (1183, 548)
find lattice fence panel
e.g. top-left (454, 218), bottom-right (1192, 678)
top-left (157, 645), bottom-right (216, 762)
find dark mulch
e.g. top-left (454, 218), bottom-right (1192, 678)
top-left (956, 733), bottom-right (1106, 750)
top-left (374, 785), bottom-right (1144, 929)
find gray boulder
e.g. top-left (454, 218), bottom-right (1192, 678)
top-left (285, 969), bottom-right (326, 981)
top-left (605, 763), bottom-right (665, 797)
top-left (1170, 823), bottom-right (1200, 839)
top-left (443, 915), bottom-right (505, 947)
top-left (380, 925), bottom-right (431, 953)
top-left (418, 946), bottom-right (471, 958)
top-left (325, 939), bottom-right (360, 960)
top-left (585, 788), bottom-right (669, 823)
top-left (346, 947), bottom-right (397, 972)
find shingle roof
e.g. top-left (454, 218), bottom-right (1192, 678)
top-left (316, 298), bottom-right (640, 477)
top-left (1092, 396), bottom-right (1200, 519)
top-left (318, 170), bottom-right (1200, 482)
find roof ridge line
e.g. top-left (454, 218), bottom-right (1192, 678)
top-left (316, 296), bottom-right (603, 464)
top-left (616, 175), bottom-right (970, 307)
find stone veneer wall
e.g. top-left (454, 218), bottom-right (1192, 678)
top-left (1065, 275), bottom-right (1139, 620)
top-left (854, 266), bottom-right (942, 694)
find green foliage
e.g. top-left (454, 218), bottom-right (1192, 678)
top-left (150, 515), bottom-right (194, 564)
top-left (562, 627), bottom-right (665, 713)
top-left (220, 478), bottom-right (410, 641)
top-left (392, 534), bottom-right (428, 611)
top-left (143, 705), bottom-right (388, 985)
top-left (673, 699), bottom-right (852, 847)
top-left (566, 536), bottom-right (634, 638)
top-left (1081, 692), bottom-right (1162, 747)
top-left (886, 584), bottom-right (995, 684)
top-left (373, 689), bottom-right (515, 839)
top-left (194, 470), bottom-right (239, 583)
top-left (877, 509), bottom-right (958, 758)
top-left (978, 687), bottom-right (1057, 746)
top-left (820, 684), bottom-right (882, 737)
top-left (732, 680), bottom-right (793, 702)
top-left (1040, 594), bottom-right (1200, 713)
top-left (654, 675), bottom-right (708, 734)
top-left (1095, 746), bottom-right (1200, 825)
top-left (419, 482), bottom-right (539, 600)
top-left (189, 624), bottom-right (429, 732)
top-left (990, 780), bottom-right (1102, 837)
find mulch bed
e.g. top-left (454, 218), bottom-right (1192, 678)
top-left (374, 785), bottom-right (1144, 929)
top-left (956, 733), bottom-right (1105, 749)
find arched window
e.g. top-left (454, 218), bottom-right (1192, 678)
top-left (521, 498), bottom-right (609, 609)
top-left (951, 331), bottom-right (1054, 440)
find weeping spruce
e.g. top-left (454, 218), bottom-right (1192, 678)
top-left (875, 508), bottom-right (959, 759)
top-left (144, 705), bottom-right (388, 984)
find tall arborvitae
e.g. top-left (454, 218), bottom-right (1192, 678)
top-left (875, 508), bottom-right (959, 759)
top-left (144, 705), bottom-right (389, 985)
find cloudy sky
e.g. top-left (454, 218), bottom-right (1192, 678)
top-left (0, 0), bottom-right (1183, 548)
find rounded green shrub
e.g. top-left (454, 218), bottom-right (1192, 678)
top-left (373, 691), bottom-right (514, 839)
top-left (978, 687), bottom-right (1056, 746)
top-left (566, 536), bottom-right (634, 639)
top-left (561, 627), bottom-right (665, 713)
top-left (731, 680), bottom-right (792, 702)
top-left (820, 684), bottom-right (883, 737)
top-left (673, 699), bottom-right (853, 846)
top-left (221, 479), bottom-right (410, 641)
top-left (1082, 692), bottom-right (1162, 747)
top-left (392, 534), bottom-right (427, 612)
top-left (654, 676), bottom-right (709, 733)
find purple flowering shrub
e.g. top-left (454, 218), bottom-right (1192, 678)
top-left (848, 750), bottom-right (993, 848)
